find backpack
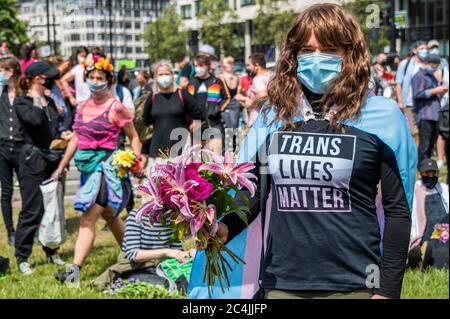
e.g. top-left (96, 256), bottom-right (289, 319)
top-left (438, 101), bottom-right (449, 140)
top-left (116, 84), bottom-right (124, 103)
top-left (400, 56), bottom-right (414, 86)
top-left (156, 257), bottom-right (193, 294)
top-left (133, 88), bottom-right (153, 143)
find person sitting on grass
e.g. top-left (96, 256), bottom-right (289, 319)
top-left (408, 159), bottom-right (449, 270)
top-left (91, 208), bottom-right (195, 291)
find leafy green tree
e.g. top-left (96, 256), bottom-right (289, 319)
top-left (343, 0), bottom-right (391, 54)
top-left (0, 0), bottom-right (29, 56)
top-left (143, 4), bottom-right (188, 64)
top-left (196, 0), bottom-right (240, 58)
top-left (252, 0), bottom-right (296, 48)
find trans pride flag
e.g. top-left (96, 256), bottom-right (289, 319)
top-left (188, 96), bottom-right (417, 299)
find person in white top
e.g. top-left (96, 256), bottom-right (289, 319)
top-left (60, 47), bottom-right (90, 107)
top-left (410, 159), bottom-right (449, 244)
top-left (408, 159), bottom-right (448, 270)
top-left (112, 82), bottom-right (135, 114)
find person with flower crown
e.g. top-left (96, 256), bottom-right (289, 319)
top-left (52, 53), bottom-right (142, 283)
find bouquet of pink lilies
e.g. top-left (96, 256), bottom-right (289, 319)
top-left (136, 146), bottom-right (257, 294)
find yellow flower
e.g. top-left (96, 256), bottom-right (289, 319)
top-left (112, 150), bottom-right (136, 169)
top-left (117, 167), bottom-right (127, 178)
top-left (177, 222), bottom-right (190, 240)
top-left (431, 230), bottom-right (441, 240)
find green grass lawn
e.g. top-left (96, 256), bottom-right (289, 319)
top-left (0, 202), bottom-right (448, 299)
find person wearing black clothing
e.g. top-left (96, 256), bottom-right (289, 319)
top-left (117, 65), bottom-right (130, 91)
top-left (219, 57), bottom-right (241, 140)
top-left (143, 60), bottom-right (202, 161)
top-left (187, 54), bottom-right (230, 155)
top-left (0, 57), bottom-right (24, 246)
top-left (212, 4), bottom-right (415, 299)
top-left (14, 61), bottom-right (65, 275)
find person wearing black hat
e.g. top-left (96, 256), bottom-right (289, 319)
top-left (13, 61), bottom-right (65, 275)
top-left (412, 53), bottom-right (449, 165)
top-left (408, 159), bottom-right (448, 270)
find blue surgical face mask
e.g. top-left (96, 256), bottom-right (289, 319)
top-left (86, 79), bottom-right (108, 92)
top-left (297, 53), bottom-right (342, 94)
top-left (0, 72), bottom-right (8, 86)
top-left (425, 66), bottom-right (437, 74)
top-left (418, 48), bottom-right (428, 60)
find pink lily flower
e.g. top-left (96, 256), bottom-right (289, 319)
top-left (199, 150), bottom-right (258, 197)
top-left (161, 161), bottom-right (198, 218)
top-left (135, 177), bottom-right (164, 223)
top-left (171, 144), bottom-right (202, 166)
top-left (190, 203), bottom-right (216, 237)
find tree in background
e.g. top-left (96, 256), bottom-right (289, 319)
top-left (197, 0), bottom-right (240, 59)
top-left (252, 0), bottom-right (296, 58)
top-left (343, 0), bottom-right (392, 56)
top-left (0, 0), bottom-right (29, 57)
top-left (143, 4), bottom-right (188, 65)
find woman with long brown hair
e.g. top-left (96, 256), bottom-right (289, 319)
top-left (0, 57), bottom-right (23, 246)
top-left (190, 3), bottom-right (417, 299)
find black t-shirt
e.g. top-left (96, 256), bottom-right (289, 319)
top-left (187, 75), bottom-right (230, 128)
top-left (143, 89), bottom-right (202, 158)
top-left (222, 119), bottom-right (411, 299)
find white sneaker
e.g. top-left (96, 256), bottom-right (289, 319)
top-left (19, 262), bottom-right (34, 276)
top-left (437, 160), bottom-right (444, 169)
top-left (48, 254), bottom-right (66, 266)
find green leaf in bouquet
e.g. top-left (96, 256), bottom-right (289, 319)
top-left (224, 206), bottom-right (249, 225)
top-left (235, 188), bottom-right (250, 207)
top-left (165, 231), bottom-right (180, 246)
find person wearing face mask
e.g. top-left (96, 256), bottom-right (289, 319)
top-left (53, 54), bottom-right (142, 283)
top-left (187, 53), bottom-right (231, 155)
top-left (428, 40), bottom-right (450, 171)
top-left (428, 40), bottom-right (449, 86)
top-left (412, 54), bottom-right (449, 165)
top-left (13, 61), bottom-right (66, 275)
top-left (0, 57), bottom-right (24, 246)
top-left (396, 41), bottom-right (429, 144)
top-left (408, 159), bottom-right (448, 271)
top-left (235, 53), bottom-right (273, 130)
top-left (60, 46), bottom-right (90, 107)
top-left (371, 53), bottom-right (391, 98)
top-left (190, 3), bottom-right (416, 299)
top-left (143, 60), bottom-right (201, 167)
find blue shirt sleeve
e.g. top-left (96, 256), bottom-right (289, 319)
top-left (396, 60), bottom-right (407, 85)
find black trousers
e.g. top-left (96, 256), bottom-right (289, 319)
top-left (418, 120), bottom-right (438, 166)
top-left (15, 144), bottom-right (59, 263)
top-left (0, 141), bottom-right (23, 236)
top-left (445, 137), bottom-right (450, 186)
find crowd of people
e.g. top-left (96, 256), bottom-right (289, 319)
top-left (0, 2), bottom-right (448, 299)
